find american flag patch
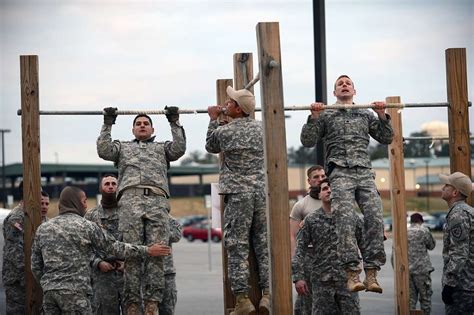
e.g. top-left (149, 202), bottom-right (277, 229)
top-left (13, 222), bottom-right (23, 232)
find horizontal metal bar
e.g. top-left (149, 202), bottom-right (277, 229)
top-left (403, 136), bottom-right (474, 141)
top-left (16, 101), bottom-right (472, 116)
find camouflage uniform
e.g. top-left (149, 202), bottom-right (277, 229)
top-left (300, 106), bottom-right (393, 271)
top-left (407, 223), bottom-right (436, 314)
top-left (442, 200), bottom-right (474, 314)
top-left (292, 207), bottom-right (363, 314)
top-left (159, 217), bottom-right (182, 315)
top-left (290, 195), bottom-right (322, 315)
top-left (31, 212), bottom-right (150, 314)
top-left (85, 204), bottom-right (124, 314)
top-left (97, 122), bottom-right (186, 305)
top-left (2, 204), bottom-right (47, 315)
top-left (205, 117), bottom-right (269, 294)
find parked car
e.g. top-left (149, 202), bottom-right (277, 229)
top-left (182, 220), bottom-right (222, 243)
top-left (384, 211), bottom-right (442, 231)
top-left (383, 216), bottom-right (393, 232)
top-left (178, 215), bottom-right (207, 227)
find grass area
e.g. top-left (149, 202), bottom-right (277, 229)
top-left (381, 196), bottom-right (447, 216)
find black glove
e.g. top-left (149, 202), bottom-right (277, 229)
top-left (165, 106), bottom-right (179, 123)
top-left (442, 285), bottom-right (455, 305)
top-left (103, 107), bottom-right (118, 125)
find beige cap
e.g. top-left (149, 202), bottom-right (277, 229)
top-left (438, 172), bottom-right (473, 197)
top-left (226, 86), bottom-right (255, 115)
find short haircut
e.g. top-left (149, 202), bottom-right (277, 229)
top-left (306, 165), bottom-right (324, 178)
top-left (314, 177), bottom-right (330, 195)
top-left (41, 191), bottom-right (49, 198)
top-left (102, 174), bottom-right (118, 180)
top-left (133, 114), bottom-right (153, 127)
top-left (334, 74), bottom-right (354, 90)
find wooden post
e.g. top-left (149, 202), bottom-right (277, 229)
top-left (256, 22), bottom-right (293, 314)
top-left (20, 55), bottom-right (43, 314)
top-left (216, 78), bottom-right (235, 314)
top-left (445, 48), bottom-right (472, 204)
top-left (387, 97), bottom-right (410, 315)
top-left (233, 52), bottom-right (263, 309)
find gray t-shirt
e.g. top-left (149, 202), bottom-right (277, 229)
top-left (290, 194), bottom-right (322, 221)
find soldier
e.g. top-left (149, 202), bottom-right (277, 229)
top-left (407, 212), bottom-right (436, 314)
top-left (85, 174), bottom-right (124, 314)
top-left (31, 186), bottom-right (171, 314)
top-left (290, 165), bottom-right (326, 315)
top-left (293, 178), bottom-right (362, 314)
top-left (300, 75), bottom-right (393, 293)
top-left (206, 86), bottom-right (270, 314)
top-left (439, 172), bottom-right (474, 314)
top-left (97, 107), bottom-right (186, 314)
top-left (2, 182), bottom-right (49, 314)
top-left (159, 216), bottom-right (182, 315)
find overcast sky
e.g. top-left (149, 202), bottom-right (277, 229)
top-left (1, 0), bottom-right (473, 165)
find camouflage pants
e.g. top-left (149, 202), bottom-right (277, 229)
top-left (91, 270), bottom-right (125, 314)
top-left (445, 289), bottom-right (474, 315)
top-left (43, 290), bottom-right (92, 314)
top-left (329, 166), bottom-right (385, 270)
top-left (223, 190), bottom-right (269, 294)
top-left (409, 273), bottom-right (432, 315)
top-left (118, 190), bottom-right (170, 305)
top-left (4, 283), bottom-right (25, 315)
top-left (311, 280), bottom-right (360, 315)
top-left (159, 273), bottom-right (177, 315)
top-left (294, 249), bottom-right (314, 315)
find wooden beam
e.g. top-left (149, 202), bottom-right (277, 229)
top-left (20, 55), bottom-right (43, 314)
top-left (216, 78), bottom-right (234, 315)
top-left (233, 53), bottom-right (262, 309)
top-left (256, 22), bottom-right (293, 314)
top-left (445, 48), bottom-right (472, 204)
top-left (387, 97), bottom-right (410, 315)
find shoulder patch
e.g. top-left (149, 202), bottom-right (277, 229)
top-left (12, 222), bottom-right (23, 232)
top-left (450, 223), bottom-right (463, 239)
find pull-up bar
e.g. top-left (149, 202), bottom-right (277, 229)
top-left (18, 101), bottom-right (469, 116)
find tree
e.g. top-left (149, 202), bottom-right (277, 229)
top-left (180, 150), bottom-right (218, 165)
top-left (287, 146), bottom-right (318, 164)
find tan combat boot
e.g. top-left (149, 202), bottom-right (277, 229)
top-left (126, 303), bottom-right (140, 315)
top-left (144, 301), bottom-right (159, 315)
top-left (346, 270), bottom-right (366, 292)
top-left (230, 293), bottom-right (256, 315)
top-left (364, 269), bottom-right (383, 293)
top-left (258, 288), bottom-right (271, 314)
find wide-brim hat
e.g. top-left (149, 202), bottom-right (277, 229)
top-left (438, 172), bottom-right (473, 197)
top-left (226, 86), bottom-right (255, 115)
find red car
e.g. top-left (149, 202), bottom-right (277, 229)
top-left (182, 221), bottom-right (222, 243)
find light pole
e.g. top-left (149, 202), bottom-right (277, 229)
top-left (424, 159), bottom-right (430, 212)
top-left (409, 159), bottom-right (416, 195)
top-left (1, 129), bottom-right (11, 208)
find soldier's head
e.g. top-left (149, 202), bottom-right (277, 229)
top-left (132, 114), bottom-right (154, 141)
top-left (100, 174), bottom-right (118, 194)
top-left (410, 212), bottom-right (423, 225)
top-left (58, 186), bottom-right (88, 217)
top-left (224, 86), bottom-right (255, 118)
top-left (439, 172), bottom-right (472, 203)
top-left (333, 74), bottom-right (356, 102)
top-left (317, 178), bottom-right (331, 203)
top-left (40, 191), bottom-right (50, 218)
top-left (306, 165), bottom-right (326, 188)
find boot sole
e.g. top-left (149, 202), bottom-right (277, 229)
top-left (366, 287), bottom-right (383, 294)
top-left (349, 284), bottom-right (366, 292)
top-left (259, 305), bottom-right (270, 315)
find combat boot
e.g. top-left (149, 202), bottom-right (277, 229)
top-left (126, 303), bottom-right (140, 315)
top-left (230, 293), bottom-right (256, 315)
top-left (258, 288), bottom-right (270, 314)
top-left (364, 269), bottom-right (383, 293)
top-left (346, 270), bottom-right (366, 292)
top-left (144, 301), bottom-right (159, 315)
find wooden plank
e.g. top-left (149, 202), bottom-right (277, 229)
top-left (216, 78), bottom-right (235, 315)
top-left (445, 48), bottom-right (472, 204)
top-left (387, 97), bottom-right (410, 315)
top-left (20, 55), bottom-right (42, 314)
top-left (256, 22), bottom-right (293, 314)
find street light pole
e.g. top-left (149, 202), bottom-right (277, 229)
top-left (1, 129), bottom-right (11, 208)
top-left (424, 159), bottom-right (430, 212)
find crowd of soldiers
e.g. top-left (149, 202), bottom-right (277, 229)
top-left (2, 75), bottom-right (474, 315)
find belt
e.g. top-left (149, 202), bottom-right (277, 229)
top-left (124, 187), bottom-right (164, 197)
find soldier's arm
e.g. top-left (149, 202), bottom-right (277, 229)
top-left (300, 114), bottom-right (325, 148)
top-left (425, 229), bottom-right (436, 251)
top-left (31, 233), bottom-right (44, 282)
top-left (290, 219), bottom-right (301, 259)
top-left (368, 112), bottom-right (394, 145)
top-left (4, 215), bottom-right (25, 270)
top-left (169, 216), bottom-right (182, 244)
top-left (165, 122), bottom-right (186, 161)
top-left (292, 222), bottom-right (310, 282)
top-left (97, 124), bottom-right (121, 162)
top-left (205, 120), bottom-right (222, 154)
top-left (443, 213), bottom-right (470, 287)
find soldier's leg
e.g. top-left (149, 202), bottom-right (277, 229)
top-left (408, 274), bottom-right (418, 310)
top-left (143, 195), bottom-right (170, 304)
top-left (118, 192), bottom-right (146, 307)
top-left (4, 284), bottom-right (25, 315)
top-left (334, 284), bottom-right (360, 315)
top-left (159, 274), bottom-right (177, 315)
top-left (294, 295), bottom-right (305, 315)
top-left (42, 290), bottom-right (62, 315)
top-left (93, 273), bottom-right (121, 315)
top-left (55, 291), bottom-right (93, 314)
top-left (312, 282), bottom-right (338, 315)
top-left (300, 250), bottom-right (314, 314)
top-left (416, 274), bottom-right (432, 315)
top-left (445, 289), bottom-right (474, 315)
top-left (250, 190), bottom-right (269, 290)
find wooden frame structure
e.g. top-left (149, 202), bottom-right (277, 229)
top-left (19, 22), bottom-right (469, 314)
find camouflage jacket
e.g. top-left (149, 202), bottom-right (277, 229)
top-left (407, 223), bottom-right (436, 274)
top-left (300, 106), bottom-right (393, 169)
top-left (292, 207), bottom-right (364, 283)
top-left (442, 200), bottom-right (474, 290)
top-left (205, 118), bottom-right (265, 193)
top-left (31, 212), bottom-right (149, 294)
top-left (97, 123), bottom-right (186, 197)
top-left (165, 216), bottom-right (182, 275)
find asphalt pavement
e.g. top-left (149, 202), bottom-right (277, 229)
top-left (0, 236), bottom-right (446, 314)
